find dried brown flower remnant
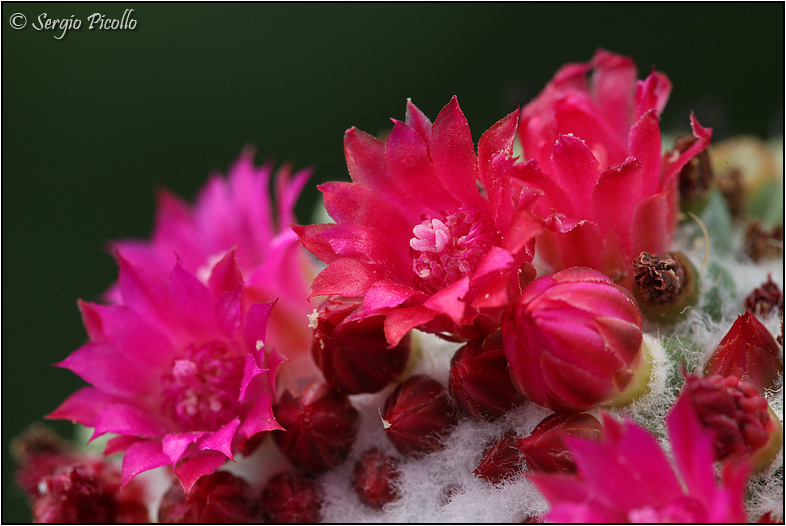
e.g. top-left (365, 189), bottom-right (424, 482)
top-left (677, 136), bottom-right (713, 205)
top-left (744, 221), bottom-right (784, 262)
top-left (745, 275), bottom-right (784, 317)
top-left (634, 252), bottom-right (686, 304)
top-left (632, 251), bottom-right (698, 322)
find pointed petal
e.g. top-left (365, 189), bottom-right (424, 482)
top-left (92, 403), bottom-right (170, 440)
top-left (430, 97), bottom-right (484, 208)
top-left (362, 279), bottom-right (422, 312)
top-left (591, 158), bottom-right (643, 251)
top-left (590, 49), bottom-right (637, 140)
top-left (207, 248), bottom-right (243, 296)
top-left (238, 391), bottom-right (283, 438)
top-left (383, 306), bottom-right (437, 347)
top-left (121, 440), bottom-right (171, 488)
top-left (168, 261), bottom-right (220, 340)
top-left (551, 134), bottom-right (600, 213)
top-left (175, 451), bottom-right (228, 493)
top-left (631, 191), bottom-right (675, 256)
top-left (197, 418), bottom-right (240, 461)
top-left (310, 259), bottom-right (382, 298)
top-left (162, 432), bottom-right (205, 465)
top-left (105, 435), bottom-right (141, 456)
top-left (405, 99), bottom-right (433, 145)
top-left (628, 109), bottom-right (663, 197)
top-left (242, 301), bottom-right (274, 355)
top-left (635, 70), bottom-right (672, 119)
top-left (478, 109), bottom-right (519, 187)
top-left (117, 252), bottom-right (175, 326)
top-left (293, 223), bottom-right (339, 264)
top-left (56, 342), bottom-right (159, 397)
top-left (46, 387), bottom-right (117, 427)
top-left (423, 276), bottom-right (470, 324)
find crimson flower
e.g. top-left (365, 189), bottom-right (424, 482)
top-left (296, 97), bottom-right (544, 345)
top-left (49, 251), bottom-right (284, 492)
top-left (530, 393), bottom-right (750, 523)
top-left (515, 50), bottom-right (711, 288)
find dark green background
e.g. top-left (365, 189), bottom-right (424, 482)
top-left (2, 2), bottom-right (783, 522)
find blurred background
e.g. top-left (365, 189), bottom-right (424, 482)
top-left (2, 2), bottom-right (783, 521)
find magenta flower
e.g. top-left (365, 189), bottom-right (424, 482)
top-left (530, 393), bottom-right (750, 523)
top-left (515, 50), bottom-right (712, 287)
top-left (502, 267), bottom-right (644, 413)
top-left (296, 97), bottom-right (544, 345)
top-left (49, 251), bottom-right (284, 492)
top-left (109, 150), bottom-right (317, 385)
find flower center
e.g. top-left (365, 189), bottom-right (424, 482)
top-left (409, 207), bottom-right (498, 294)
top-left (162, 342), bottom-right (245, 431)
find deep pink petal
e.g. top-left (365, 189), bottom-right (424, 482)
top-left (627, 109), bottom-right (663, 197)
top-left (275, 165), bottom-right (312, 231)
top-left (237, 391), bottom-right (282, 438)
top-left (500, 209), bottom-right (544, 258)
top-left (423, 276), bottom-right (470, 324)
top-left (591, 158), bottom-right (643, 251)
top-left (320, 181), bottom-right (411, 240)
top-left (46, 387), bottom-right (117, 427)
top-left (323, 222), bottom-right (410, 281)
top-left (362, 279), bottom-right (422, 312)
top-left (405, 99), bottom-right (433, 145)
top-left (310, 259), bottom-right (382, 298)
top-left (384, 120), bottom-right (456, 217)
top-left (167, 261), bottom-right (221, 341)
top-left (56, 342), bottom-right (159, 397)
top-left (666, 390), bottom-right (718, 503)
top-left (430, 97), bottom-right (484, 208)
top-left (117, 253), bottom-right (175, 326)
top-left (550, 134), bottom-right (600, 213)
top-left (105, 435), bottom-right (141, 456)
top-left (121, 440), bottom-right (171, 488)
top-left (293, 223), bottom-right (340, 264)
top-left (511, 160), bottom-right (574, 217)
top-left (383, 306), bottom-right (437, 347)
top-left (568, 415), bottom-right (683, 511)
top-left (478, 109), bottom-right (519, 188)
top-left (241, 301), bottom-right (274, 355)
top-left (92, 403), bottom-right (171, 440)
top-left (197, 418), bottom-right (240, 461)
top-left (207, 248), bottom-right (244, 296)
top-left (174, 451), bottom-right (228, 493)
top-left (635, 70), bottom-right (672, 119)
top-left (662, 113), bottom-right (712, 189)
top-left (162, 432), bottom-right (206, 465)
top-left (590, 49), bottom-right (636, 142)
top-left (631, 191), bottom-right (674, 257)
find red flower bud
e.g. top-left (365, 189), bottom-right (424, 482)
top-left (518, 413), bottom-right (604, 473)
top-left (353, 448), bottom-right (401, 510)
top-left (684, 373), bottom-right (775, 464)
top-left (158, 471), bottom-right (257, 523)
top-left (449, 332), bottom-right (526, 421)
top-left (259, 472), bottom-right (323, 523)
top-left (502, 267), bottom-right (645, 413)
top-left (12, 425), bottom-right (148, 524)
top-left (312, 296), bottom-right (410, 394)
top-left (473, 431), bottom-right (525, 485)
top-left (705, 312), bottom-right (784, 392)
top-left (744, 275), bottom-right (784, 318)
top-left (382, 375), bottom-right (458, 457)
top-left (273, 381), bottom-right (359, 474)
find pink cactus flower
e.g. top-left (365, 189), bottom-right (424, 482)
top-left (515, 50), bottom-right (712, 288)
top-left (530, 393), bottom-right (750, 523)
top-left (296, 97), bottom-right (544, 345)
top-left (502, 267), bottom-right (644, 413)
top-left (49, 251), bottom-right (285, 492)
top-left (109, 150), bottom-right (318, 387)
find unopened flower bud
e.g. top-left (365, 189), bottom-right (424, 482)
top-left (677, 136), bottom-right (714, 217)
top-left (158, 471), bottom-right (257, 523)
top-left (705, 312), bottom-right (784, 392)
top-left (518, 413), bottom-right (603, 473)
top-left (353, 448), bottom-right (401, 510)
top-left (745, 275), bottom-right (784, 317)
top-left (449, 332), bottom-right (526, 421)
top-left (259, 472), bottom-right (323, 523)
top-left (273, 381), bottom-right (359, 474)
top-left (502, 267), bottom-right (646, 413)
top-left (382, 375), bottom-right (458, 457)
top-left (473, 431), bottom-right (525, 485)
top-left (312, 296), bottom-right (411, 394)
top-left (684, 373), bottom-right (782, 469)
top-left (632, 251), bottom-right (699, 322)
